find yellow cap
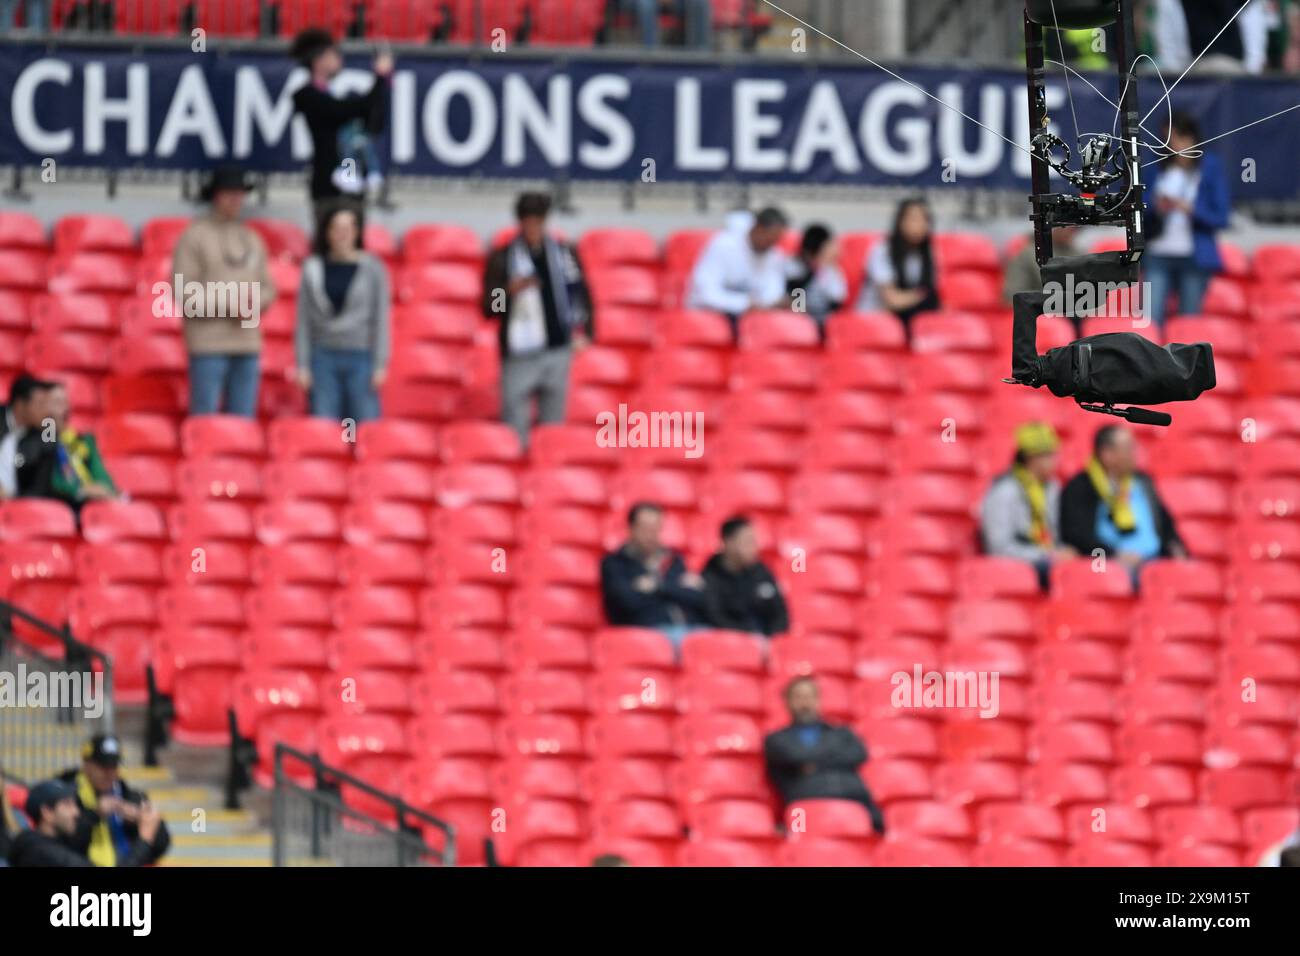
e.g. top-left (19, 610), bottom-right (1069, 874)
top-left (1014, 421), bottom-right (1059, 457)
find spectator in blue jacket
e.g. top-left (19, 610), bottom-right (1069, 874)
top-left (600, 502), bottom-right (705, 650)
top-left (1142, 112), bottom-right (1230, 329)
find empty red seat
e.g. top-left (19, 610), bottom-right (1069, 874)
top-left (0, 250), bottom-right (48, 290)
top-left (577, 228), bottom-right (659, 269)
top-left (0, 500), bottom-right (78, 541)
top-left (265, 417), bottom-right (354, 461)
top-left (874, 837), bottom-right (972, 867)
top-left (1107, 764), bottom-right (1196, 806)
top-left (973, 841), bottom-right (1065, 866)
top-left (401, 224), bottom-right (484, 264)
top-left (500, 714), bottom-right (586, 759)
top-left (436, 464), bottom-right (519, 508)
top-left (53, 215), bottom-right (134, 254)
top-left (0, 211), bottom-right (46, 249)
top-left (157, 625), bottom-right (242, 744)
top-left (911, 311), bottom-right (996, 354)
top-left (409, 714), bottom-right (499, 759)
top-left (1065, 804), bottom-right (1155, 845)
top-left (340, 501), bottom-right (429, 545)
top-left (782, 799), bottom-right (880, 840)
top-left (975, 802), bottom-right (1064, 844)
top-left (1066, 842), bottom-right (1155, 867)
top-left (1021, 762), bottom-right (1109, 806)
top-left (253, 501), bottom-right (340, 545)
top-left (1253, 244), bottom-right (1300, 282)
top-left (686, 799), bottom-right (777, 843)
top-left (400, 263), bottom-right (482, 304)
top-left (680, 839), bottom-right (778, 867)
top-left (182, 415), bottom-right (265, 459)
top-left (659, 309), bottom-right (733, 349)
top-left (1051, 559), bottom-right (1135, 600)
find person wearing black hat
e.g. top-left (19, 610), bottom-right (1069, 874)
top-left (7, 780), bottom-right (91, 867)
top-left (57, 734), bottom-right (169, 867)
top-left (172, 165), bottom-right (277, 417)
top-left (290, 28), bottom-right (393, 219)
top-left (0, 373), bottom-right (56, 499)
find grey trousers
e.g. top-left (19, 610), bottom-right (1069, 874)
top-left (501, 345), bottom-right (573, 446)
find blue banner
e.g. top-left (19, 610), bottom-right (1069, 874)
top-left (1, 41), bottom-right (1296, 199)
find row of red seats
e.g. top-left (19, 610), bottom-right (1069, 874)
top-left (6, 210), bottom-right (1299, 312)
top-left (43, 0), bottom-right (770, 47)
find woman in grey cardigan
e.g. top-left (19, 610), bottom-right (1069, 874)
top-left (297, 204), bottom-right (391, 423)
top-left (978, 421), bottom-right (1076, 590)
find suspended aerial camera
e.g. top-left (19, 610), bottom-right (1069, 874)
top-left (1005, 0), bottom-right (1216, 426)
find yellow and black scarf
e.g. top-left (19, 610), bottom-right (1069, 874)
top-left (75, 771), bottom-right (118, 867)
top-left (1086, 456), bottom-right (1136, 533)
top-left (59, 428), bottom-right (96, 489)
top-left (1012, 463), bottom-right (1053, 547)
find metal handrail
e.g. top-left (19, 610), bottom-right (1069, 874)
top-left (271, 744), bottom-right (456, 867)
top-left (0, 597), bottom-right (116, 734)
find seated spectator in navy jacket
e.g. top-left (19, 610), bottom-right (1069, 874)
top-left (764, 676), bottom-right (885, 835)
top-left (600, 502), bottom-right (705, 650)
top-left (1059, 425), bottom-right (1187, 576)
top-left (701, 515), bottom-right (789, 637)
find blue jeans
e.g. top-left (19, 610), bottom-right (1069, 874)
top-left (623, 0), bottom-right (712, 48)
top-left (310, 348), bottom-right (380, 424)
top-left (0, 0), bottom-right (48, 31)
top-left (1144, 255), bottom-right (1210, 329)
top-left (189, 353), bottom-right (260, 417)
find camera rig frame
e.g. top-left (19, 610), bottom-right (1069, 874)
top-left (1007, 0), bottom-right (1176, 425)
top-left (1024, 0), bottom-right (1146, 269)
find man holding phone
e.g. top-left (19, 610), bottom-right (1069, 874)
top-left (58, 734), bottom-right (170, 867)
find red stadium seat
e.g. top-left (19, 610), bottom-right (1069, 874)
top-left (874, 838), bottom-right (972, 867)
top-left (685, 799), bottom-right (778, 843)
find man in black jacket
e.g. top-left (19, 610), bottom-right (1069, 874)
top-left (600, 502), bottom-right (706, 651)
top-left (702, 515), bottom-right (789, 636)
top-left (1059, 425), bottom-right (1187, 575)
top-left (290, 28), bottom-right (392, 218)
top-left (7, 780), bottom-right (91, 867)
top-left (764, 676), bottom-right (885, 834)
top-left (58, 734), bottom-right (169, 867)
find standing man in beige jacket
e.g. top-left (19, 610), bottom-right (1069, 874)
top-left (170, 166), bottom-right (277, 417)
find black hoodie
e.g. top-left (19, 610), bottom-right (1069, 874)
top-left (701, 553), bottom-right (789, 636)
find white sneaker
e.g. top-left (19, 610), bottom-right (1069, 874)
top-left (331, 164), bottom-right (364, 195)
top-left (366, 171), bottom-right (385, 194)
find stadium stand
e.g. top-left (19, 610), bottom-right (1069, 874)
top-left (2, 208), bottom-right (1299, 868)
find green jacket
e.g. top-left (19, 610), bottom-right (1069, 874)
top-left (50, 431), bottom-right (117, 502)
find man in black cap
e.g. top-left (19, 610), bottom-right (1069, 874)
top-left (290, 28), bottom-right (393, 219)
top-left (7, 780), bottom-right (91, 867)
top-left (172, 165), bottom-right (277, 417)
top-left (0, 373), bottom-right (55, 499)
top-left (58, 734), bottom-right (169, 867)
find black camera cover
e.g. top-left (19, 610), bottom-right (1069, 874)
top-left (1035, 333), bottom-right (1217, 405)
top-left (1026, 0), bottom-right (1117, 29)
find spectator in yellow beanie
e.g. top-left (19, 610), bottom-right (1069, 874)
top-left (979, 421), bottom-right (1076, 589)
